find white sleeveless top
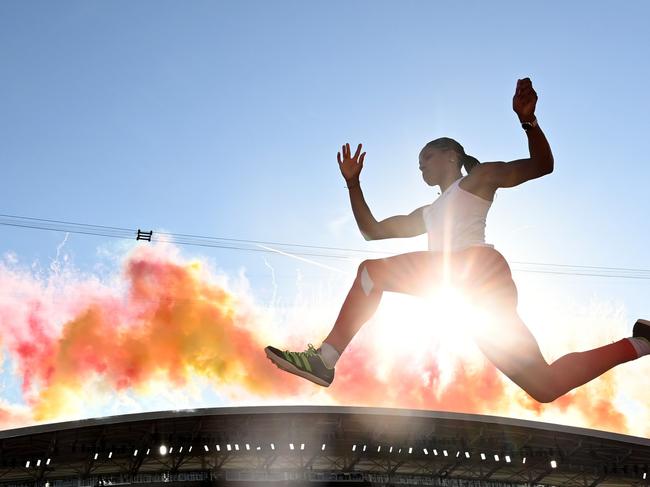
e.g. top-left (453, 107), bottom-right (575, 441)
top-left (422, 177), bottom-right (493, 252)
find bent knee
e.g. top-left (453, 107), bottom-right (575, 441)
top-left (526, 388), bottom-right (561, 404)
top-left (357, 259), bottom-right (380, 295)
top-left (516, 375), bottom-right (563, 404)
top-left (357, 258), bottom-right (382, 275)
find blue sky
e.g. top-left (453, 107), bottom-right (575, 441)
top-left (2, 1), bottom-right (650, 431)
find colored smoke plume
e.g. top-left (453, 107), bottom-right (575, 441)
top-left (0, 244), bottom-right (648, 437)
top-left (0, 244), bottom-right (305, 423)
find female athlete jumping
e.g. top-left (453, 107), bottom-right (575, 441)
top-left (265, 78), bottom-right (650, 403)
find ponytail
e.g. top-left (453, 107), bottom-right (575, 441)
top-left (461, 153), bottom-right (480, 174)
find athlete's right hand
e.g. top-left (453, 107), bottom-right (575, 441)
top-left (337, 143), bottom-right (366, 183)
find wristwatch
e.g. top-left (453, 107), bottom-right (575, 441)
top-left (521, 117), bottom-right (538, 131)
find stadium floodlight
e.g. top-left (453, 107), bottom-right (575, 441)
top-left (256, 446), bottom-right (261, 451)
top-left (389, 446), bottom-right (393, 453)
top-left (643, 472), bottom-right (647, 480)
top-left (270, 443), bottom-right (275, 450)
top-left (216, 445), bottom-right (221, 451)
top-left (133, 449), bottom-right (138, 457)
top-left (235, 444), bottom-right (240, 451)
top-left (465, 451), bottom-right (470, 459)
top-left (443, 450), bottom-right (448, 457)
top-left (179, 447), bottom-right (183, 453)
top-left (108, 452), bottom-right (113, 459)
top-left (352, 445), bottom-right (356, 452)
top-left (321, 443), bottom-right (326, 451)
top-left (146, 448), bottom-right (151, 455)
top-left (46, 458), bottom-right (51, 465)
top-left (169, 447), bottom-right (173, 454)
top-left (423, 448), bottom-right (429, 455)
top-left (290, 443), bottom-right (295, 451)
top-left (300, 443), bottom-right (305, 451)
top-left (494, 454), bottom-right (500, 462)
top-left (363, 445), bottom-right (366, 452)
top-left (456, 451), bottom-right (461, 458)
top-left (227, 444), bottom-right (232, 451)
top-left (245, 444), bottom-right (250, 451)
top-left (551, 460), bottom-right (557, 469)
top-left (188, 446), bottom-right (192, 453)
top-left (94, 453), bottom-right (99, 460)
top-left (505, 455), bottom-right (511, 463)
top-left (522, 456), bottom-right (526, 464)
top-left (25, 461), bottom-right (30, 468)
top-left (37, 460), bottom-right (41, 467)
top-left (203, 445), bottom-right (209, 452)
top-left (409, 447), bottom-right (413, 454)
top-left (481, 453), bottom-right (486, 460)
top-left (398, 448), bottom-right (402, 454)
top-left (377, 446), bottom-right (381, 452)
top-left (433, 449), bottom-right (438, 456)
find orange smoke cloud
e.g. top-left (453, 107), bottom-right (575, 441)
top-left (0, 244), bottom-right (645, 436)
top-left (0, 400), bottom-right (31, 428)
top-left (0, 245), bottom-right (306, 423)
top-left (331, 345), bottom-right (507, 412)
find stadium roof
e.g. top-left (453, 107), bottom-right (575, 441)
top-left (1, 406), bottom-right (649, 486)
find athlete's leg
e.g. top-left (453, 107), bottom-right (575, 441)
top-left (265, 250), bottom-right (446, 385)
top-left (469, 256), bottom-right (642, 403)
top-left (321, 251), bottom-right (443, 354)
top-left (476, 309), bottom-right (641, 403)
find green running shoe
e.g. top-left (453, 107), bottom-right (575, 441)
top-left (633, 319), bottom-right (650, 343)
top-left (265, 343), bottom-right (335, 387)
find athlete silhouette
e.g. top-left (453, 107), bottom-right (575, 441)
top-left (265, 78), bottom-right (650, 402)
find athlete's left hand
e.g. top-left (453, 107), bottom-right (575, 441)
top-left (513, 78), bottom-right (538, 122)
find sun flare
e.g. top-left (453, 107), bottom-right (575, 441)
top-left (371, 284), bottom-right (488, 363)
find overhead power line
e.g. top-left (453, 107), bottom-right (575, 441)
top-left (0, 214), bottom-right (374, 261)
top-left (2, 213), bottom-right (650, 280)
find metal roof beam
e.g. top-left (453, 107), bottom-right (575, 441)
top-left (481, 464), bottom-right (502, 481)
top-left (263, 453), bottom-right (278, 469)
top-left (82, 425), bottom-right (109, 477)
top-left (589, 472), bottom-right (608, 487)
top-left (388, 459), bottom-right (406, 475)
top-left (530, 439), bottom-right (584, 486)
top-left (588, 448), bottom-right (633, 487)
top-left (128, 424), bottom-right (156, 477)
top-left (304, 451), bottom-right (320, 469)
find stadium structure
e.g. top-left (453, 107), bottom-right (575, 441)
top-left (0, 406), bottom-right (649, 487)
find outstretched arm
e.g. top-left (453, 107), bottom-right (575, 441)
top-left (472, 78), bottom-right (554, 191)
top-left (338, 143), bottom-right (427, 240)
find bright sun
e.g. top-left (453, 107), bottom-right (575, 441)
top-left (370, 284), bottom-right (489, 361)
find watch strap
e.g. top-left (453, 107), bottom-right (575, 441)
top-left (521, 117), bottom-right (538, 131)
